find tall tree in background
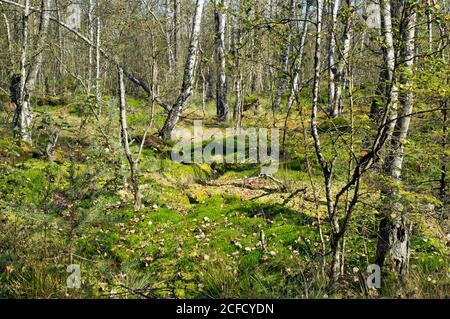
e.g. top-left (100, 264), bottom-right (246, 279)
top-left (328, 0), bottom-right (340, 117)
top-left (87, 0), bottom-right (94, 94)
top-left (331, 0), bottom-right (355, 116)
top-left (285, 0), bottom-right (310, 112)
top-left (214, 0), bottom-right (229, 121)
top-left (173, 0), bottom-right (181, 63)
top-left (232, 0), bottom-right (243, 125)
top-left (272, 0), bottom-right (297, 112)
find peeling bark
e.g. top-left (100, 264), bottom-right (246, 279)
top-left (376, 0), bottom-right (417, 281)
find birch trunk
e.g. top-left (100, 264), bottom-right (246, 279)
top-left (328, 0), bottom-right (340, 116)
top-left (173, 0), bottom-right (181, 63)
top-left (426, 0), bottom-right (433, 51)
top-left (379, 0), bottom-right (399, 136)
top-left (160, 0), bottom-right (205, 140)
top-left (214, 0), bottom-right (228, 121)
top-left (332, 0), bottom-right (354, 116)
top-left (55, 0), bottom-right (64, 95)
top-left (311, 0), bottom-right (343, 285)
top-left (13, 0), bottom-right (30, 143)
top-left (273, 0), bottom-right (296, 112)
top-left (376, 1), bottom-right (417, 280)
top-left (118, 68), bottom-right (142, 211)
top-left (232, 15), bottom-right (243, 126)
top-left (285, 1), bottom-right (310, 112)
top-left (22, 0), bottom-right (51, 143)
top-left (95, 15), bottom-right (101, 107)
top-left (2, 10), bottom-right (13, 75)
top-left (87, 0), bottom-right (94, 94)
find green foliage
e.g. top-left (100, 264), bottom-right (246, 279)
top-left (0, 90), bottom-right (448, 299)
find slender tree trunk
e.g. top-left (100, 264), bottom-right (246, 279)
top-left (2, 11), bottom-right (13, 75)
top-left (376, 1), bottom-right (417, 281)
top-left (214, 0), bottom-right (228, 121)
top-left (380, 0), bottom-right (399, 136)
top-left (164, 0), bottom-right (174, 72)
top-left (118, 68), bottom-right (142, 211)
top-left (232, 18), bottom-right (242, 126)
top-left (232, 6), bottom-right (243, 127)
top-left (87, 0), bottom-right (94, 94)
top-left (13, 0), bottom-right (30, 143)
top-left (160, 0), bottom-right (205, 140)
top-left (95, 14), bottom-right (101, 107)
top-left (273, 0), bottom-right (296, 112)
top-left (426, 0), bottom-right (433, 51)
top-left (55, 0), bottom-right (65, 95)
top-left (173, 0), bottom-right (180, 63)
top-left (440, 105), bottom-right (447, 201)
top-left (328, 0), bottom-right (340, 116)
top-left (332, 0), bottom-right (354, 116)
top-left (285, 1), bottom-right (310, 112)
top-left (311, 0), bottom-right (343, 285)
top-left (201, 68), bottom-right (207, 116)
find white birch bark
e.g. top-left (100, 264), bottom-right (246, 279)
top-left (232, 6), bottom-right (243, 126)
top-left (376, 1), bottom-right (417, 278)
top-left (87, 0), bottom-right (94, 94)
top-left (214, 0), bottom-right (228, 120)
top-left (160, 0), bottom-right (205, 140)
top-left (379, 0), bottom-right (399, 136)
top-left (95, 15), bottom-right (101, 107)
top-left (173, 0), bottom-right (181, 63)
top-left (285, 1), bottom-right (310, 112)
top-left (14, 0), bottom-right (30, 143)
top-left (2, 10), bottom-right (13, 73)
top-left (328, 0), bottom-right (340, 116)
top-left (427, 0), bottom-right (433, 51)
top-left (273, 0), bottom-right (297, 112)
top-left (311, 0), bottom-right (343, 284)
top-left (12, 0), bottom-right (51, 144)
top-left (118, 68), bottom-right (142, 211)
top-left (332, 0), bottom-right (354, 116)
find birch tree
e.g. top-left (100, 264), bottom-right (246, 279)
top-left (173, 0), bottom-right (181, 63)
top-left (376, 0), bottom-right (417, 280)
top-left (160, 0), bottom-right (205, 140)
top-left (118, 67), bottom-right (142, 211)
top-left (214, 0), bottom-right (229, 121)
top-left (95, 14), bottom-right (101, 107)
top-left (232, 1), bottom-right (243, 125)
top-left (331, 0), bottom-right (355, 116)
top-left (309, 0), bottom-right (419, 286)
top-left (87, 0), bottom-right (94, 94)
top-left (272, 0), bottom-right (297, 112)
top-left (328, 0), bottom-right (340, 116)
top-left (13, 0), bottom-right (52, 144)
top-left (1, 5), bottom-right (13, 77)
top-left (285, 0), bottom-right (310, 112)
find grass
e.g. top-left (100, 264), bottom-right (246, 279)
top-left (0, 93), bottom-right (448, 299)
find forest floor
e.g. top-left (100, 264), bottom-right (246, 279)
top-left (0, 93), bottom-right (448, 299)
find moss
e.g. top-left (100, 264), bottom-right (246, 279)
top-left (317, 116), bottom-right (351, 133)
